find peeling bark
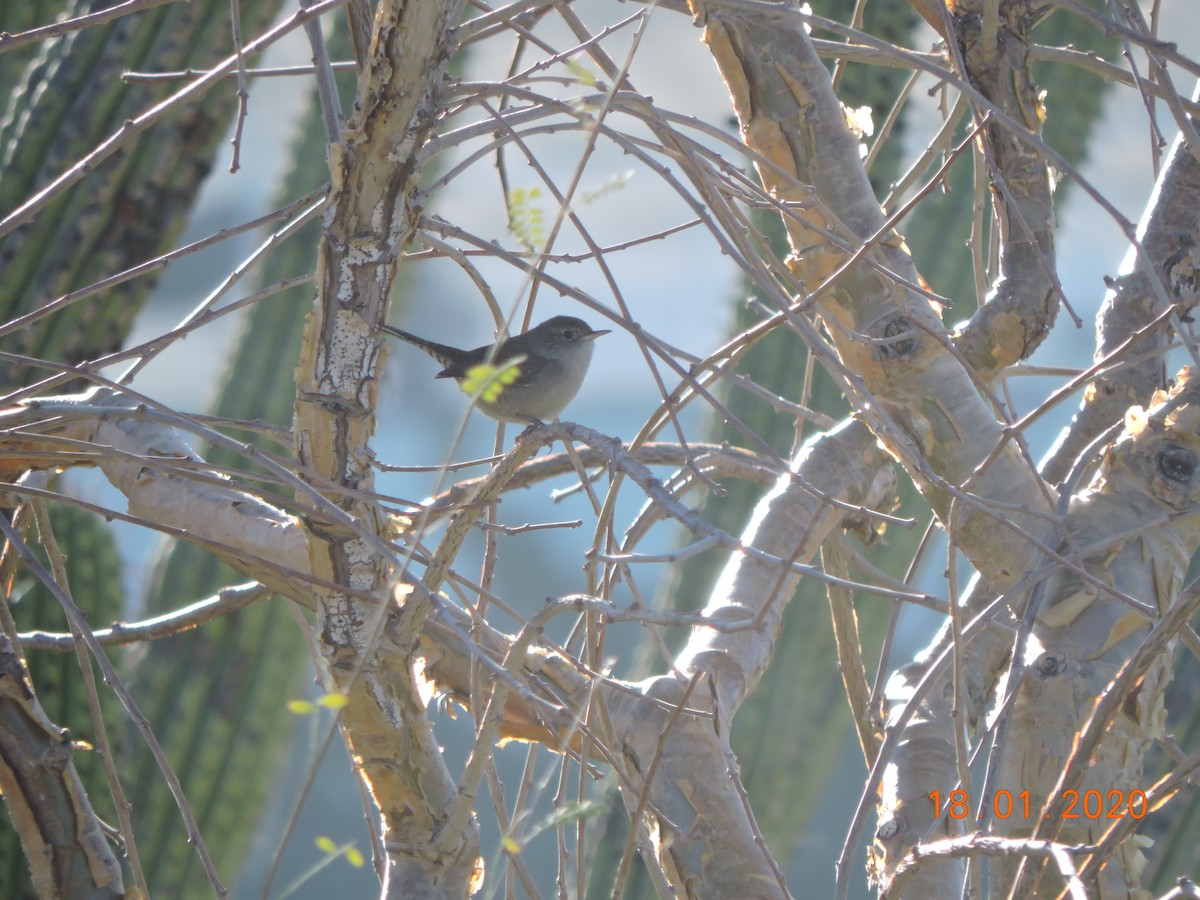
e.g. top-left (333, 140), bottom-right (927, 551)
top-left (292, 0), bottom-right (483, 893)
top-left (0, 633), bottom-right (123, 899)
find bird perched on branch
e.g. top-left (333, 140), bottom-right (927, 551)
top-left (380, 315), bottom-right (609, 424)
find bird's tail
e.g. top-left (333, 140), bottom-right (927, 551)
top-left (378, 323), bottom-right (463, 376)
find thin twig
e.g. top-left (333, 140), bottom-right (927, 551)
top-left (299, 0), bottom-right (345, 144)
top-left (0, 514), bottom-right (228, 896)
top-left (228, 0), bottom-right (251, 172)
top-left (0, 0), bottom-right (179, 54)
top-left (0, 0), bottom-right (346, 241)
top-left (19, 583), bottom-right (271, 650)
top-left (28, 497), bottom-right (150, 896)
top-left (0, 188), bottom-right (325, 345)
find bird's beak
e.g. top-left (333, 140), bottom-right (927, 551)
top-left (585, 329), bottom-right (612, 340)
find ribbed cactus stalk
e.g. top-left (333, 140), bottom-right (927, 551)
top-left (121, 26), bottom-right (358, 895)
top-left (0, 0), bottom-right (286, 894)
top-left (0, 0), bottom-right (284, 388)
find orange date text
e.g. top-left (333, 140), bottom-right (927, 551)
top-left (929, 788), bottom-right (1147, 821)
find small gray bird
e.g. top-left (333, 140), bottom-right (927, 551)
top-left (380, 315), bottom-right (610, 424)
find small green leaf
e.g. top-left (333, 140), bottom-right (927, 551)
top-left (564, 57), bottom-right (598, 87)
top-left (287, 699), bottom-right (316, 715)
top-left (461, 357), bottom-right (524, 403)
top-left (315, 836), bottom-right (338, 855)
top-left (541, 798), bottom-right (605, 831)
top-left (522, 799), bottom-right (606, 844)
top-left (574, 170), bottom-right (634, 208)
top-left (507, 185), bottom-right (547, 250)
top-left (318, 692), bottom-right (349, 709)
top-left (345, 847), bottom-right (365, 867)
top-left (498, 798), bottom-right (607, 860)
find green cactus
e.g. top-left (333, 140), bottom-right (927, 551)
top-left (118, 26), bottom-right (360, 896)
top-left (0, 0), bottom-right (281, 389)
top-left (0, 504), bottom-right (125, 898)
top-left (0, 0), bottom-right (292, 894)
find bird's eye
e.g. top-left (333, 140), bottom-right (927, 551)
top-left (563, 329), bottom-right (576, 340)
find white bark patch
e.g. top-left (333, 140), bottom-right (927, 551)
top-left (320, 309), bottom-right (375, 393)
